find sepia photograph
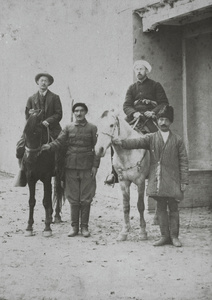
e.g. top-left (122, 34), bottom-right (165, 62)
top-left (0, 0), bottom-right (212, 299)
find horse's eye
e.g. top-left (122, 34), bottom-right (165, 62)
top-left (110, 124), bottom-right (114, 128)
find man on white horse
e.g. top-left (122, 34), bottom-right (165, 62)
top-left (105, 60), bottom-right (169, 186)
top-left (113, 105), bottom-right (189, 247)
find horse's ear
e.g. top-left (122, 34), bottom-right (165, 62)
top-left (101, 110), bottom-right (109, 118)
top-left (111, 109), bottom-right (120, 118)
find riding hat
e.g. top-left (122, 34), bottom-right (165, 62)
top-left (72, 102), bottom-right (88, 113)
top-left (157, 105), bottom-right (174, 123)
top-left (133, 60), bottom-right (152, 73)
top-left (35, 73), bottom-right (54, 85)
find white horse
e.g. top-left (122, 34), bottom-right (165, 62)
top-left (95, 110), bottom-right (150, 241)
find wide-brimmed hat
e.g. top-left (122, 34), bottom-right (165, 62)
top-left (35, 73), bottom-right (54, 85)
top-left (133, 60), bottom-right (152, 73)
top-left (72, 102), bottom-right (88, 113)
top-left (157, 105), bottom-right (174, 123)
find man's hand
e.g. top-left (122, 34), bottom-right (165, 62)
top-left (42, 120), bottom-right (49, 127)
top-left (180, 183), bottom-right (187, 192)
top-left (144, 111), bottom-right (155, 118)
top-left (133, 112), bottom-right (141, 119)
top-left (29, 109), bottom-right (36, 115)
top-left (91, 167), bottom-right (98, 179)
top-left (112, 137), bottom-right (122, 146)
top-left (41, 144), bottom-right (51, 151)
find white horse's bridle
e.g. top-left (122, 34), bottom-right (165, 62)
top-left (101, 116), bottom-right (120, 139)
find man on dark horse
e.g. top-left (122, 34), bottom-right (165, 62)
top-left (15, 73), bottom-right (63, 184)
top-left (105, 60), bottom-right (169, 185)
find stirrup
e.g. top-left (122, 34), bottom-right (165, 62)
top-left (104, 174), bottom-right (116, 187)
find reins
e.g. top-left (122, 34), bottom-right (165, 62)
top-left (101, 116), bottom-right (120, 138)
top-left (24, 110), bottom-right (51, 154)
top-left (100, 115), bottom-right (147, 175)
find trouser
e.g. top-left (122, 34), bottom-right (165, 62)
top-left (65, 169), bottom-right (96, 228)
top-left (154, 197), bottom-right (180, 239)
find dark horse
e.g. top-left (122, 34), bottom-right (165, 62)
top-left (23, 110), bottom-right (64, 237)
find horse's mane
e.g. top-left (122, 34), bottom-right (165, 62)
top-left (24, 114), bottom-right (39, 136)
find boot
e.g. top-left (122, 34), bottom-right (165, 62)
top-left (153, 211), bottom-right (171, 246)
top-left (80, 204), bottom-right (91, 237)
top-left (68, 205), bottom-right (80, 237)
top-left (14, 158), bottom-right (27, 187)
top-left (169, 211), bottom-right (182, 247)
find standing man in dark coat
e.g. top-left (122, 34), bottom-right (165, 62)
top-left (41, 103), bottom-right (100, 238)
top-left (16, 72), bottom-right (63, 160)
top-left (113, 105), bottom-right (189, 247)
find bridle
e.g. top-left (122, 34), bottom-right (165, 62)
top-left (24, 110), bottom-right (50, 155)
top-left (101, 116), bottom-right (120, 139)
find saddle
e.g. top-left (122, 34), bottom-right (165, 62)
top-left (129, 115), bottom-right (158, 134)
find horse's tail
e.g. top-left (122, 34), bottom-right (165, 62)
top-left (52, 146), bottom-right (67, 212)
top-left (52, 174), bottom-right (65, 210)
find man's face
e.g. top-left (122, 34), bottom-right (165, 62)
top-left (157, 117), bottom-right (172, 132)
top-left (134, 65), bottom-right (147, 81)
top-left (37, 76), bottom-right (50, 91)
top-left (74, 107), bottom-right (87, 121)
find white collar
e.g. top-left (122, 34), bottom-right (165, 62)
top-left (159, 130), bottom-right (170, 143)
top-left (39, 90), bottom-right (48, 96)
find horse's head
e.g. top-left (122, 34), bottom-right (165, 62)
top-left (95, 110), bottom-right (120, 157)
top-left (24, 110), bottom-right (43, 149)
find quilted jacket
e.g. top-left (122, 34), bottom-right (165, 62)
top-left (49, 119), bottom-right (100, 170)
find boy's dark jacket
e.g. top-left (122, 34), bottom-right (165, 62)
top-left (122, 130), bottom-right (189, 200)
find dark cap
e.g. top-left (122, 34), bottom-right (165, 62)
top-left (157, 105), bottom-right (174, 123)
top-left (72, 102), bottom-right (88, 113)
top-left (35, 73), bottom-right (54, 85)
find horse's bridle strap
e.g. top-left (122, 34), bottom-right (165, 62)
top-left (101, 116), bottom-right (120, 138)
top-left (25, 146), bottom-right (41, 153)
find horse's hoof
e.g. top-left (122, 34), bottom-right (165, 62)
top-left (25, 230), bottom-right (34, 237)
top-left (140, 233), bottom-right (148, 240)
top-left (152, 220), bottom-right (159, 226)
top-left (116, 232), bottom-right (128, 241)
top-left (54, 216), bottom-right (62, 224)
top-left (43, 230), bottom-right (52, 237)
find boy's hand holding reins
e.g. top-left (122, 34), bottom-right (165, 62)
top-left (180, 183), bottom-right (187, 192)
top-left (112, 137), bottom-right (122, 146)
top-left (41, 144), bottom-right (51, 151)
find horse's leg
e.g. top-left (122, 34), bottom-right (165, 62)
top-left (26, 180), bottom-right (36, 236)
top-left (152, 204), bottom-right (159, 225)
top-left (42, 175), bottom-right (53, 237)
top-left (53, 176), bottom-right (63, 223)
top-left (54, 197), bottom-right (62, 223)
top-left (117, 180), bottom-right (131, 242)
top-left (137, 180), bottom-right (148, 240)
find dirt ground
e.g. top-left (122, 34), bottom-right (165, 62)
top-left (0, 168), bottom-right (212, 300)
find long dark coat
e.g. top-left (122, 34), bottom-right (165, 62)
top-left (25, 90), bottom-right (62, 139)
top-left (122, 130), bottom-right (189, 200)
top-left (123, 78), bottom-right (169, 119)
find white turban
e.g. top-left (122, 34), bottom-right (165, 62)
top-left (133, 60), bottom-right (152, 73)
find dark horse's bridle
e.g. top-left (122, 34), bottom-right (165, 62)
top-left (24, 109), bottom-right (50, 155)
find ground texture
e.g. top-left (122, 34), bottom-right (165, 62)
top-left (0, 171), bottom-right (212, 300)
